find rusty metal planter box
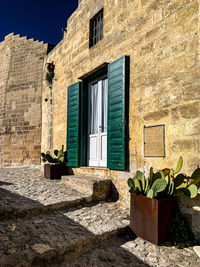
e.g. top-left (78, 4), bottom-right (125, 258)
top-left (130, 193), bottom-right (176, 245)
top-left (44, 164), bottom-right (68, 180)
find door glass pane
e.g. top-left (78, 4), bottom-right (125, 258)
top-left (102, 78), bottom-right (108, 133)
top-left (90, 82), bottom-right (98, 134)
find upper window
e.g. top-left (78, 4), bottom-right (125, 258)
top-left (89, 8), bottom-right (104, 48)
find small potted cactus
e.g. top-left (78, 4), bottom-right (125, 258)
top-left (127, 157), bottom-right (200, 245)
top-left (41, 148), bottom-right (68, 179)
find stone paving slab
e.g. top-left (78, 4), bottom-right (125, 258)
top-left (0, 167), bottom-right (92, 219)
top-left (0, 202), bottom-right (129, 266)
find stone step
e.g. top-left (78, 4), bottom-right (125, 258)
top-left (52, 234), bottom-right (199, 267)
top-left (61, 175), bottom-right (111, 201)
top-left (0, 168), bottom-right (110, 220)
top-left (0, 194), bottom-right (95, 221)
top-left (0, 202), bottom-right (130, 267)
top-left (71, 167), bottom-right (110, 179)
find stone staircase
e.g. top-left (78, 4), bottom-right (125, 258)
top-left (0, 170), bottom-right (130, 267)
top-left (0, 202), bottom-right (129, 267)
top-left (0, 175), bottom-right (111, 221)
top-left (1, 167), bottom-right (199, 267)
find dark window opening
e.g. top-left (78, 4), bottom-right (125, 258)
top-left (89, 8), bottom-right (104, 48)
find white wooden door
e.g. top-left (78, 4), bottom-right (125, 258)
top-left (88, 77), bottom-right (108, 167)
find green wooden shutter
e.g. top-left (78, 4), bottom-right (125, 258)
top-left (67, 82), bottom-right (81, 167)
top-left (107, 55), bottom-right (129, 170)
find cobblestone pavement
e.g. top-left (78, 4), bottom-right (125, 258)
top-left (54, 235), bottom-right (200, 267)
top-left (0, 167), bottom-right (200, 267)
top-left (2, 200), bottom-right (199, 267)
top-left (0, 202), bottom-right (129, 266)
top-left (0, 167), bottom-right (91, 215)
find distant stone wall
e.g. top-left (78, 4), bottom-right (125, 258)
top-left (42, 0), bottom-right (200, 239)
top-left (0, 33), bottom-right (51, 166)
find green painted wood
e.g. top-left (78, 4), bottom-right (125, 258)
top-left (67, 82), bottom-right (81, 167)
top-left (107, 55), bottom-right (129, 170)
top-left (80, 80), bottom-right (88, 166)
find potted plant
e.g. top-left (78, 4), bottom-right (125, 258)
top-left (41, 149), bottom-right (68, 179)
top-left (127, 157), bottom-right (200, 245)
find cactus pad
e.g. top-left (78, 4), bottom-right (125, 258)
top-left (136, 171), bottom-right (145, 191)
top-left (145, 178), bottom-right (149, 194)
top-left (185, 184), bottom-right (198, 198)
top-left (190, 168), bottom-right (200, 185)
top-left (54, 150), bottom-right (59, 156)
top-left (174, 156), bottom-right (183, 174)
top-left (147, 189), bottom-right (154, 199)
top-left (134, 178), bottom-right (142, 192)
top-left (162, 168), bottom-right (170, 176)
top-left (127, 178), bottom-right (134, 188)
top-left (174, 174), bottom-right (185, 188)
top-left (169, 182), bottom-right (174, 195)
top-left (159, 170), bottom-right (165, 179)
top-left (149, 167), bottom-right (154, 187)
top-left (152, 178), bottom-right (167, 193)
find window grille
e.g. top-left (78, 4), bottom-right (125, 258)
top-left (89, 9), bottom-right (104, 48)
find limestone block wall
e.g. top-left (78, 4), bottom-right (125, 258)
top-left (0, 33), bottom-right (51, 166)
top-left (42, 0), bottom-right (200, 238)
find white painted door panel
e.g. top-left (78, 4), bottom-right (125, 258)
top-left (88, 77), bottom-right (108, 167)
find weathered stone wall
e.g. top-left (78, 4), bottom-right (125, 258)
top-left (42, 0), bottom-right (200, 238)
top-left (0, 33), bottom-right (50, 166)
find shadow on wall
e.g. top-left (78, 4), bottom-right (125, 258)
top-left (0, 185), bottom-right (150, 267)
top-left (178, 194), bottom-right (200, 240)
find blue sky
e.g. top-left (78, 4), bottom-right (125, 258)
top-left (0, 0), bottom-right (78, 44)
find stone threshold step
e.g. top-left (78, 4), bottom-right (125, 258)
top-left (61, 175), bottom-right (111, 201)
top-left (0, 202), bottom-right (129, 267)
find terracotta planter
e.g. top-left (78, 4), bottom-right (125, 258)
top-left (130, 193), bottom-right (176, 245)
top-left (44, 164), bottom-right (68, 180)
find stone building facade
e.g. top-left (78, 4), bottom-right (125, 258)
top-left (42, 0), bottom-right (200, 239)
top-left (0, 33), bottom-right (52, 166)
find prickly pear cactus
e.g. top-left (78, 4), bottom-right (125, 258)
top-left (185, 184), bottom-right (198, 198)
top-left (46, 154), bottom-right (56, 163)
top-left (136, 171), bottom-right (145, 191)
top-left (159, 170), bottom-right (165, 179)
top-left (162, 168), bottom-right (170, 176)
top-left (127, 178), bottom-right (134, 188)
top-left (54, 150), bottom-right (59, 156)
top-left (174, 174), bottom-right (185, 188)
top-left (144, 178), bottom-right (149, 194)
top-left (174, 156), bottom-right (183, 174)
top-left (127, 159), bottom-right (199, 199)
top-left (149, 167), bottom-right (154, 187)
top-left (151, 178), bottom-right (167, 194)
top-left (169, 181), bottom-right (174, 195)
top-left (134, 178), bottom-right (142, 192)
top-left (57, 149), bottom-right (64, 159)
top-left (147, 189), bottom-right (154, 199)
top-left (41, 148), bottom-right (67, 164)
top-left (190, 168), bottom-right (200, 185)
